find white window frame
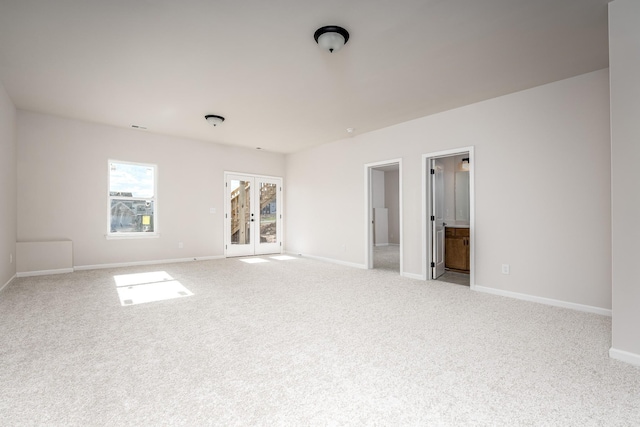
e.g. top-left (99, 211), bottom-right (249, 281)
top-left (107, 159), bottom-right (159, 239)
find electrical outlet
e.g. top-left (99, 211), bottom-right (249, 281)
top-left (178, 242), bottom-right (184, 249)
top-left (209, 208), bottom-right (216, 214)
top-left (9, 253), bottom-right (13, 264)
top-left (502, 264), bottom-right (510, 274)
top-left (341, 244), bottom-right (346, 252)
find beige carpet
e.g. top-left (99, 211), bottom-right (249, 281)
top-left (373, 245), bottom-right (400, 271)
top-left (1, 256), bottom-right (638, 426)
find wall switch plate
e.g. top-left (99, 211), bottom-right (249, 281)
top-left (9, 253), bottom-right (12, 264)
top-left (209, 208), bottom-right (216, 214)
top-left (502, 264), bottom-right (510, 274)
top-left (178, 242), bottom-right (184, 249)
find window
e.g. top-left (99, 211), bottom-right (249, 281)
top-left (108, 160), bottom-right (157, 237)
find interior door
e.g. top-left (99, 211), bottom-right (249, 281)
top-left (432, 159), bottom-right (445, 278)
top-left (225, 173), bottom-right (282, 257)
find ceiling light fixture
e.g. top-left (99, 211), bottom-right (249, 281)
top-left (205, 115), bottom-right (225, 126)
top-left (314, 25), bottom-right (349, 53)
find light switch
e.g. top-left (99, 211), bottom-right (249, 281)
top-left (209, 208), bottom-right (216, 214)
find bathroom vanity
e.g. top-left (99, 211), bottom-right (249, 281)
top-left (445, 226), bottom-right (470, 272)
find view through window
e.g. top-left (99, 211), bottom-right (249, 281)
top-left (108, 161), bottom-right (157, 235)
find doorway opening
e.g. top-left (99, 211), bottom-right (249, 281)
top-left (422, 148), bottom-right (474, 286)
top-left (365, 159), bottom-right (402, 274)
top-left (224, 172), bottom-right (283, 257)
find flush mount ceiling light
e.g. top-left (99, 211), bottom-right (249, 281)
top-left (314, 25), bottom-right (349, 53)
top-left (204, 115), bottom-right (225, 126)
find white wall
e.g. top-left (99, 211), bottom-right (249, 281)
top-left (371, 169), bottom-right (385, 208)
top-left (17, 112), bottom-right (285, 268)
top-left (384, 170), bottom-right (400, 244)
top-left (286, 69), bottom-right (611, 310)
top-left (609, 0), bottom-right (640, 361)
top-left (0, 81), bottom-right (17, 288)
top-left (442, 156), bottom-right (456, 223)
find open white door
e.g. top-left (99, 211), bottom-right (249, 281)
top-left (225, 173), bottom-right (282, 257)
top-left (431, 159), bottom-right (445, 279)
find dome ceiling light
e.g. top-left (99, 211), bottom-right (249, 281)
top-left (314, 26), bottom-right (349, 53)
top-left (205, 115), bottom-right (225, 126)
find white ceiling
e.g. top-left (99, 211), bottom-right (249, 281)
top-left (0, 0), bottom-right (610, 154)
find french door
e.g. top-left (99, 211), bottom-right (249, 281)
top-left (225, 173), bottom-right (282, 257)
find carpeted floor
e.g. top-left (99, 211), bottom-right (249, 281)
top-left (373, 245), bottom-right (400, 272)
top-left (1, 256), bottom-right (638, 426)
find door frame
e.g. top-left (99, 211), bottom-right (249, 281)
top-left (422, 147), bottom-right (475, 284)
top-left (432, 158), bottom-right (446, 278)
top-left (364, 158), bottom-right (403, 274)
top-left (224, 171), bottom-right (283, 258)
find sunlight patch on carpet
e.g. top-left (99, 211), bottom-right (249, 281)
top-left (114, 271), bottom-right (193, 306)
top-left (270, 255), bottom-right (297, 261)
top-left (239, 258), bottom-right (269, 264)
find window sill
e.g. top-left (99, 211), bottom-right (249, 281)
top-left (106, 233), bottom-right (160, 240)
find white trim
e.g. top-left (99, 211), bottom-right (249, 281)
top-left (422, 147), bottom-right (475, 283)
top-left (364, 158), bottom-right (403, 275)
top-left (402, 272), bottom-right (423, 280)
top-left (295, 253), bottom-right (367, 270)
top-left (223, 170), bottom-right (283, 180)
top-left (609, 348), bottom-right (640, 367)
top-left (106, 233), bottom-right (160, 240)
top-left (0, 274), bottom-right (16, 292)
top-left (17, 268), bottom-right (74, 278)
top-left (74, 255), bottom-right (224, 271)
top-left (421, 154), bottom-right (428, 280)
top-left (472, 284), bottom-right (612, 316)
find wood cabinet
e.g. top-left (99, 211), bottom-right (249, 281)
top-left (445, 227), bottom-right (470, 272)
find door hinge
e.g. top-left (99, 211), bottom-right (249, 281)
top-left (225, 244), bottom-right (227, 250)
top-left (430, 169), bottom-right (435, 175)
top-left (280, 242), bottom-right (282, 246)
top-left (225, 182), bottom-right (228, 187)
top-left (225, 213), bottom-right (227, 219)
top-left (430, 215), bottom-right (435, 221)
top-left (431, 262), bottom-right (435, 268)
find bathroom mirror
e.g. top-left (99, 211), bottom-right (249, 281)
top-left (455, 171), bottom-right (470, 221)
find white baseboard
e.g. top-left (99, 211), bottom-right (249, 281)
top-left (74, 255), bottom-right (224, 271)
top-left (17, 268), bottom-right (74, 278)
top-left (609, 348), bottom-right (640, 367)
top-left (402, 272), bottom-right (423, 280)
top-left (0, 273), bottom-right (16, 293)
top-left (471, 284), bottom-right (612, 316)
top-left (292, 253), bottom-right (367, 270)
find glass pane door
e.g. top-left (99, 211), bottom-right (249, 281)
top-left (225, 174), bottom-right (282, 257)
top-left (227, 176), bottom-right (254, 257)
top-left (255, 178), bottom-right (280, 255)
